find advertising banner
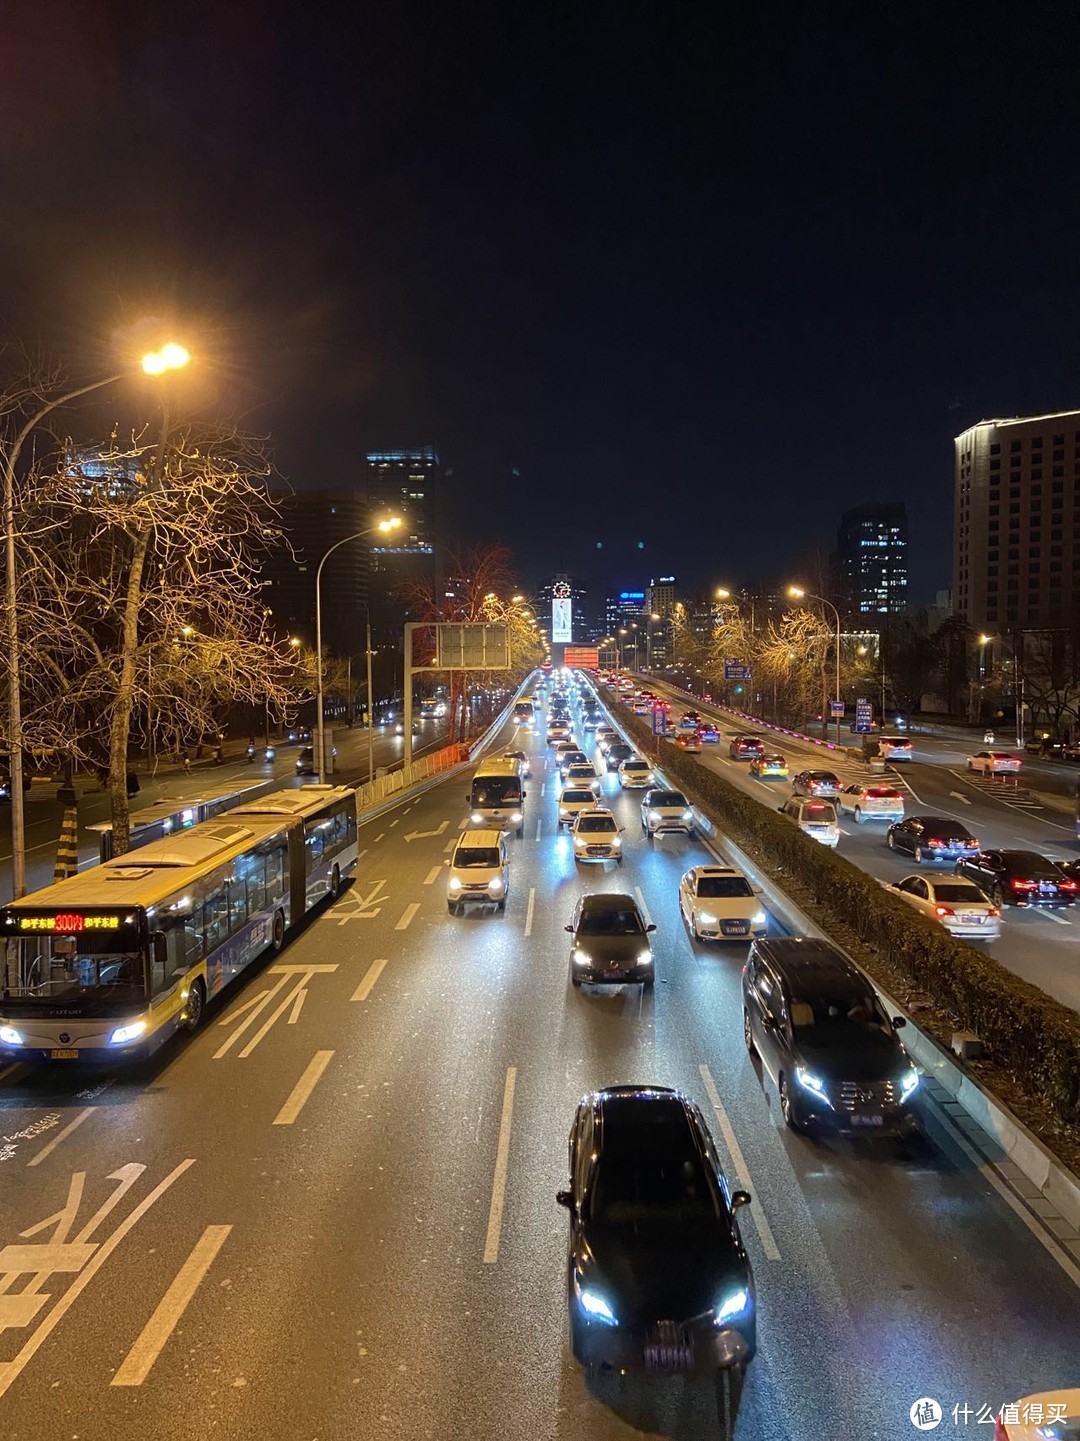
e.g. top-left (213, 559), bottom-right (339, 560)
top-left (552, 597), bottom-right (572, 643)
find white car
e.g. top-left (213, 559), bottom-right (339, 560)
top-left (883, 874), bottom-right (1002, 938)
top-left (967, 750), bottom-right (1022, 774)
top-left (558, 786), bottom-right (599, 827)
top-left (836, 784), bottom-right (905, 824)
top-left (878, 735), bottom-right (913, 760)
top-left (678, 866), bottom-right (768, 941)
top-left (640, 787), bottom-right (695, 837)
top-left (446, 829), bottom-right (510, 915)
top-left (778, 797), bottom-right (840, 847)
top-left (547, 722), bottom-right (571, 744)
top-left (993, 1389), bottom-right (1080, 1440)
top-left (570, 808), bottom-right (624, 863)
top-left (618, 758), bottom-right (655, 788)
top-left (564, 763), bottom-right (601, 793)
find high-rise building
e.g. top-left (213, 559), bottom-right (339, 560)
top-left (536, 574), bottom-right (588, 646)
top-left (833, 504), bottom-right (908, 619)
top-left (646, 575), bottom-right (677, 617)
top-left (262, 489), bottom-right (368, 664)
top-left (954, 410), bottom-right (1080, 632)
top-left (365, 447), bottom-right (439, 559)
top-left (604, 591), bottom-right (646, 634)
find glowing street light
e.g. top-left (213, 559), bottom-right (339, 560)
top-left (787, 584), bottom-right (843, 744)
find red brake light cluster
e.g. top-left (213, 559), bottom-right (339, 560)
top-left (1011, 878), bottom-right (1036, 891)
top-left (1059, 878), bottom-right (1078, 892)
top-left (933, 904), bottom-right (954, 917)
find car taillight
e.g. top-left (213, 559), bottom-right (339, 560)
top-left (1011, 878), bottom-right (1036, 890)
top-left (1059, 879), bottom-right (1078, 892)
top-left (927, 837), bottom-right (944, 848)
top-left (988, 906), bottom-right (1001, 917)
top-left (933, 905), bottom-right (955, 917)
top-left (965, 839), bottom-right (980, 848)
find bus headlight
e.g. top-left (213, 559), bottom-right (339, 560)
top-left (0, 1025), bottom-right (23, 1046)
top-left (110, 1020), bottom-right (147, 1046)
top-left (509, 812), bottom-right (522, 824)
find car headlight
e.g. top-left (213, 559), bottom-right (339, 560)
top-left (795, 1065), bottom-right (828, 1098)
top-left (573, 949), bottom-right (591, 965)
top-left (470, 812), bottom-right (484, 824)
top-left (577, 1285), bottom-right (618, 1326)
top-left (448, 877), bottom-right (463, 891)
top-left (683, 809), bottom-right (694, 821)
top-left (611, 836), bottom-right (621, 847)
top-left (698, 911), bottom-right (718, 926)
top-left (489, 877), bottom-right (505, 895)
top-left (509, 812), bottom-right (523, 824)
top-left (637, 949), bottom-right (653, 966)
top-left (752, 911), bottom-right (767, 926)
top-left (714, 1288), bottom-right (751, 1327)
top-left (899, 1067), bottom-right (920, 1100)
top-left (110, 1020), bottom-right (147, 1046)
top-left (0, 1025), bottom-right (23, 1046)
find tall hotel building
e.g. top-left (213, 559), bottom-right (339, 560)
top-left (954, 410), bottom-right (1080, 631)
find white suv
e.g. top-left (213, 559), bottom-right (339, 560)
top-left (640, 787), bottom-right (695, 838)
top-left (446, 829), bottom-right (510, 914)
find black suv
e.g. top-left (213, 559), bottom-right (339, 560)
top-left (742, 937), bottom-right (920, 1137)
top-left (557, 1086), bottom-right (755, 1425)
top-left (955, 849), bottom-right (1075, 908)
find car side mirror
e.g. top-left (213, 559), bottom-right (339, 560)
top-left (646, 923), bottom-right (657, 932)
top-left (892, 1015), bottom-right (906, 1029)
top-left (444, 858), bottom-right (450, 866)
top-left (465, 793), bottom-right (470, 803)
top-left (731, 1190), bottom-right (752, 1211)
top-left (521, 791), bottom-right (527, 800)
top-left (555, 1189), bottom-right (574, 1209)
top-left (564, 924), bottom-right (574, 932)
top-left (777, 806), bottom-right (786, 814)
top-left (618, 827), bottom-right (625, 834)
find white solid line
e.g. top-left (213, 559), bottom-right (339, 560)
top-left (238, 975), bottom-right (311, 1059)
top-left (923, 1091), bottom-right (1080, 1287)
top-left (273, 1050), bottom-right (334, 1125)
top-left (351, 957), bottom-right (388, 1002)
top-left (287, 988), bottom-right (307, 1024)
top-left (698, 1064), bottom-right (781, 1261)
top-left (395, 902), bottom-right (419, 930)
top-left (423, 865), bottom-right (442, 885)
top-left (524, 887), bottom-right (536, 938)
top-left (111, 1224), bottom-right (233, 1386)
top-left (633, 886), bottom-right (654, 929)
top-left (0, 1159), bottom-right (195, 1401)
top-left (483, 1067), bottom-right (517, 1264)
top-left (214, 974), bottom-right (290, 1058)
top-left (27, 1108), bottom-right (93, 1169)
top-left (534, 818), bottom-right (542, 840)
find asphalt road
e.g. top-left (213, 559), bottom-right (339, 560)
top-left (644, 681), bottom-right (1080, 1014)
top-left (0, 681), bottom-right (1077, 1440)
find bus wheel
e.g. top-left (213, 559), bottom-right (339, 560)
top-left (182, 978), bottom-right (206, 1033)
top-left (329, 864), bottom-right (341, 900)
top-left (271, 909), bottom-right (285, 951)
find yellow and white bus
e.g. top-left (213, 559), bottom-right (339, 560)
top-left (0, 784), bottom-right (357, 1064)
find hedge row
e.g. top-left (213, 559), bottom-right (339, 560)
top-left (615, 704), bottom-right (1080, 1127)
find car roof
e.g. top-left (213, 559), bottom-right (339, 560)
top-left (690, 865), bottom-right (743, 878)
top-left (456, 828), bottom-right (503, 848)
top-left (593, 1087), bottom-right (703, 1158)
top-left (580, 891), bottom-right (640, 913)
top-left (753, 936), bottom-right (856, 985)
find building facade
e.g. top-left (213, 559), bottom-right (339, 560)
top-left (536, 574), bottom-right (588, 647)
top-left (604, 591), bottom-right (646, 634)
top-left (833, 504), bottom-right (908, 619)
top-left (954, 410), bottom-right (1080, 632)
top-left (262, 489), bottom-right (369, 664)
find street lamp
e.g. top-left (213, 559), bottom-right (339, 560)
top-left (2, 342), bottom-right (190, 897)
top-left (788, 585), bottom-right (842, 744)
top-left (315, 516), bottom-right (401, 784)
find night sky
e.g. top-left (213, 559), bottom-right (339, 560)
top-left (3, 1), bottom-right (1080, 609)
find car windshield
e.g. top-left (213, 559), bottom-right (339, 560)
top-left (790, 991), bottom-right (893, 1043)
top-left (809, 772), bottom-right (837, 783)
top-left (578, 907), bottom-right (644, 935)
top-left (624, 762), bottom-right (649, 771)
top-left (563, 790), bottom-right (595, 804)
top-left (472, 779), bottom-right (521, 806)
top-left (2, 932), bottom-right (146, 1012)
top-left (577, 816), bottom-right (616, 833)
top-left (931, 884), bottom-right (986, 902)
top-left (696, 875), bottom-right (754, 899)
top-left (650, 792), bottom-right (686, 806)
top-left (455, 847), bottom-right (501, 868)
top-left (588, 1149), bottom-right (721, 1229)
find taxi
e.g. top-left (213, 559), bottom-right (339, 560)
top-left (674, 730), bottom-right (703, 753)
top-left (749, 753), bottom-right (788, 780)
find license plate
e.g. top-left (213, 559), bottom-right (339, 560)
top-left (721, 923), bottom-right (749, 935)
top-left (50, 1048), bottom-right (79, 1060)
top-left (644, 1344), bottom-right (694, 1372)
top-left (961, 914), bottom-right (984, 924)
top-left (1040, 883), bottom-right (1056, 895)
top-left (851, 1113), bottom-right (884, 1127)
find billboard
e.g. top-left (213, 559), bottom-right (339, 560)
top-left (434, 623), bottom-right (509, 670)
top-left (552, 597), bottom-right (572, 643)
top-left (564, 646), bottom-right (599, 668)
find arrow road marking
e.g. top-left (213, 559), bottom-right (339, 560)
top-left (949, 791), bottom-right (972, 805)
top-left (403, 820), bottom-right (450, 842)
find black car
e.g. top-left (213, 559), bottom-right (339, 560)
top-left (791, 769), bottom-right (839, 798)
top-left (604, 741), bottom-right (633, 772)
top-left (557, 748), bottom-right (591, 778)
top-left (557, 1086), bottom-right (755, 1429)
top-left (886, 815), bottom-right (980, 864)
top-left (742, 937), bottom-right (920, 1137)
top-left (566, 893), bottom-right (655, 987)
top-left (955, 848), bottom-right (1075, 907)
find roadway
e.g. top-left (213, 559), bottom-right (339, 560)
top-left (0, 679), bottom-right (1077, 1440)
top-left (642, 680), bottom-right (1080, 1014)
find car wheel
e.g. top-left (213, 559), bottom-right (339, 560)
top-left (914, 845), bottom-right (924, 863)
top-left (570, 972), bottom-right (582, 989)
top-left (497, 896), bottom-right (506, 912)
top-left (779, 1074), bottom-right (804, 1133)
top-left (715, 1365), bottom-right (745, 1441)
top-left (181, 977), bottom-right (206, 1033)
top-left (447, 901), bottom-right (457, 915)
top-left (329, 864), bottom-right (341, 900)
top-left (853, 807), bottom-right (862, 824)
top-left (616, 855), bottom-right (623, 865)
top-left (743, 1010), bottom-right (756, 1056)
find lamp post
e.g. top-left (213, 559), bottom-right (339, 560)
top-left (788, 585), bottom-right (842, 744)
top-left (2, 343), bottom-right (189, 898)
top-left (315, 517), bottom-right (401, 784)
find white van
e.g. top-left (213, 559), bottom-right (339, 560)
top-left (779, 797), bottom-right (840, 847)
top-left (446, 829), bottom-right (510, 914)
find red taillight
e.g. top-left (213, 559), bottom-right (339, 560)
top-left (1011, 878), bottom-right (1036, 890)
top-left (965, 839), bottom-right (980, 848)
top-left (927, 837), bottom-right (944, 848)
top-left (988, 906), bottom-right (1001, 917)
top-left (1059, 879), bottom-right (1078, 892)
top-left (933, 905), bottom-right (955, 917)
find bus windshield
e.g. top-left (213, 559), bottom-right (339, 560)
top-left (3, 928), bottom-right (146, 1013)
top-left (471, 778), bottom-right (521, 806)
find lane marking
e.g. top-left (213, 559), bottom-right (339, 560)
top-left (443, 837), bottom-right (457, 853)
top-left (633, 886), bottom-right (654, 929)
top-left (698, 1064), bottom-right (781, 1261)
top-left (111, 1224), bottom-right (232, 1386)
top-left (395, 902), bottom-right (419, 931)
top-left (350, 957), bottom-right (388, 1002)
top-left (388, 818), bottom-right (400, 828)
top-left (27, 1108), bottom-right (93, 1169)
top-left (287, 988), bottom-right (307, 1024)
top-left (949, 790), bottom-right (972, 805)
top-left (423, 865), bottom-right (442, 886)
top-left (238, 969), bottom-right (337, 1059)
top-left (372, 833), bottom-right (385, 844)
top-left (923, 1090), bottom-right (1080, 1288)
top-left (0, 1159), bottom-right (195, 1401)
top-left (540, 783), bottom-right (546, 797)
top-left (273, 1051), bottom-right (334, 1126)
top-left (524, 887), bottom-right (536, 938)
top-left (535, 818), bottom-right (542, 841)
top-left (483, 1067), bottom-right (517, 1264)
top-left (1043, 910), bottom-right (1072, 926)
top-left (358, 848), bottom-right (368, 861)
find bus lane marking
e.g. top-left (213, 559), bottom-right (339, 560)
top-left (483, 1067), bottom-right (517, 1264)
top-left (111, 1224), bottom-right (232, 1386)
top-left (524, 888), bottom-right (536, 938)
top-left (395, 903), bottom-right (419, 930)
top-left (699, 1064), bottom-right (781, 1261)
top-left (27, 1108), bottom-right (93, 1169)
top-left (350, 958), bottom-right (388, 1002)
top-left (237, 966), bottom-right (337, 1060)
top-left (214, 966), bottom-right (336, 1060)
top-left (287, 989), bottom-right (307, 1024)
top-left (273, 1051), bottom-right (334, 1126)
top-left (0, 1158), bottom-right (195, 1400)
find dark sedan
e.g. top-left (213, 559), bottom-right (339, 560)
top-left (557, 1086), bottom-right (755, 1431)
top-left (566, 893), bottom-right (655, 987)
top-left (604, 741), bottom-right (633, 772)
top-left (886, 814), bottom-right (980, 863)
top-left (791, 769), bottom-right (840, 798)
top-left (728, 735), bottom-right (765, 760)
top-left (955, 849), bottom-right (1076, 907)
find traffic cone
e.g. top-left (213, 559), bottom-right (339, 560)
top-left (54, 807), bottom-right (79, 881)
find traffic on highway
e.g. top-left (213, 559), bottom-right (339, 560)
top-left (0, 669), bottom-right (1076, 1441)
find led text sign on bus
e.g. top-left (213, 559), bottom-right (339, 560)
top-left (14, 913), bottom-right (123, 933)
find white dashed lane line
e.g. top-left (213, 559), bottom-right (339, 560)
top-left (423, 866), bottom-right (442, 885)
top-left (395, 903), bottom-right (420, 930)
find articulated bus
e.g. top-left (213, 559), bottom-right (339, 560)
top-left (0, 784), bottom-right (357, 1065)
top-left (87, 776), bottom-right (283, 862)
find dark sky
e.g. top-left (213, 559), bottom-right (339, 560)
top-left (3, 0), bottom-right (1080, 609)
